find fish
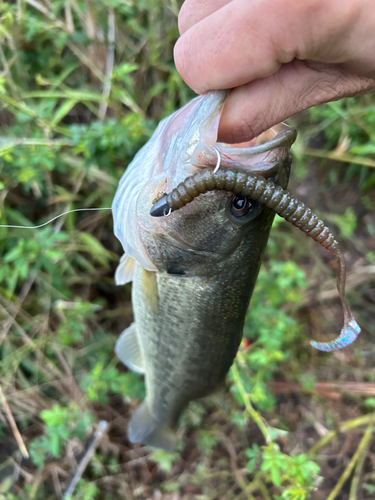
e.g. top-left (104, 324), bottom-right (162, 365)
top-left (112, 90), bottom-right (360, 451)
top-left (111, 90), bottom-right (299, 451)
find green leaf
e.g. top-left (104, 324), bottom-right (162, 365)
top-left (50, 432), bottom-right (60, 458)
top-left (365, 397), bottom-right (375, 407)
top-left (150, 449), bottom-right (179, 473)
top-left (51, 99), bottom-right (78, 126)
top-left (271, 465), bottom-right (281, 487)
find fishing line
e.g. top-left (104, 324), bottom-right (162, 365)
top-left (0, 207), bottom-right (112, 229)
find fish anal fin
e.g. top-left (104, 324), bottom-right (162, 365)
top-left (115, 322), bottom-right (144, 374)
top-left (115, 254), bottom-right (136, 285)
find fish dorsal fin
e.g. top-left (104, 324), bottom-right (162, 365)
top-left (115, 322), bottom-right (144, 374)
top-left (115, 254), bottom-right (136, 285)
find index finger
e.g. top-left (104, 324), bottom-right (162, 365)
top-left (174, 0), bottom-right (294, 93)
top-left (174, 0), bottom-right (352, 94)
top-left (178, 0), bottom-right (232, 35)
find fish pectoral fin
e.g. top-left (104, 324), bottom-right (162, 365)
top-left (115, 322), bottom-right (144, 374)
top-left (115, 253), bottom-right (136, 285)
top-left (128, 400), bottom-right (177, 452)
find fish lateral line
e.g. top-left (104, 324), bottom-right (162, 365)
top-left (149, 167), bottom-right (361, 352)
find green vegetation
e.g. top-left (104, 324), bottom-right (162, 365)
top-left (0, 1), bottom-right (374, 499)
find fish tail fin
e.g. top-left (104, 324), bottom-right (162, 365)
top-left (128, 400), bottom-right (177, 452)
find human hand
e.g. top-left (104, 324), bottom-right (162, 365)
top-left (174, 0), bottom-right (375, 144)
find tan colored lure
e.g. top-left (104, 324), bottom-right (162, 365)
top-left (150, 165), bottom-right (360, 352)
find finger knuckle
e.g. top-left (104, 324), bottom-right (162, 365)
top-left (178, 1), bottom-right (191, 35)
top-left (304, 65), bottom-right (375, 105)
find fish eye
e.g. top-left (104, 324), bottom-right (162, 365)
top-left (229, 194), bottom-right (262, 222)
top-left (231, 195), bottom-right (251, 216)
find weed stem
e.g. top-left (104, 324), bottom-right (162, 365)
top-left (231, 362), bottom-right (271, 445)
top-left (308, 412), bottom-right (375, 455)
top-left (326, 421), bottom-right (373, 500)
top-left (349, 422), bottom-right (372, 500)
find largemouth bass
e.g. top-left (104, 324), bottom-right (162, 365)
top-left (112, 90), bottom-right (359, 451)
top-left (112, 91), bottom-right (296, 450)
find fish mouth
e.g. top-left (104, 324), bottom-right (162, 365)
top-left (217, 123), bottom-right (297, 155)
top-left (150, 123), bottom-right (296, 222)
top-left (191, 123), bottom-right (296, 180)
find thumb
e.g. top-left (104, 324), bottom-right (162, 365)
top-left (218, 59), bottom-right (375, 144)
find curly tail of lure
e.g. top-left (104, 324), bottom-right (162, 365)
top-left (150, 167), bottom-right (360, 352)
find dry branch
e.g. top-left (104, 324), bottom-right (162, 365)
top-left (63, 420), bottom-right (109, 498)
top-left (0, 386), bottom-right (29, 458)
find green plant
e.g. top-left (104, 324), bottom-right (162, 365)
top-left (29, 403), bottom-right (95, 468)
top-left (308, 98), bottom-right (375, 189)
top-left (231, 260), bottom-right (307, 411)
top-left (64, 479), bottom-right (99, 500)
top-left (150, 449), bottom-right (180, 473)
top-left (196, 429), bottom-right (220, 458)
top-left (80, 361), bottom-right (145, 403)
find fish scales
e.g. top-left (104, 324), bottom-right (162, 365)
top-left (133, 224), bottom-right (272, 418)
top-left (112, 90), bottom-right (296, 450)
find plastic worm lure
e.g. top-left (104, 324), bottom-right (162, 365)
top-left (150, 167), bottom-right (360, 352)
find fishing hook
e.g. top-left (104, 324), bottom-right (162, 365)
top-left (213, 147), bottom-right (221, 174)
